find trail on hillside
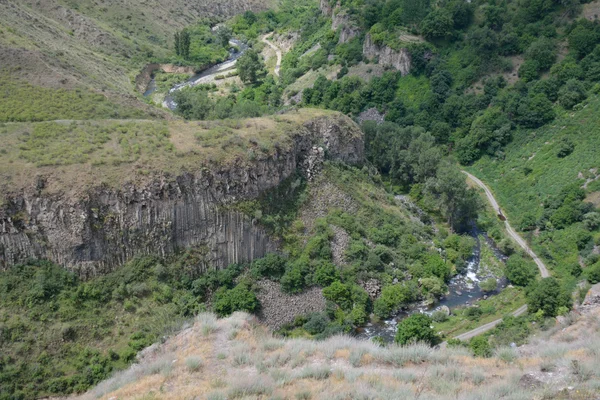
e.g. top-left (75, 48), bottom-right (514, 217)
top-left (462, 171), bottom-right (550, 278)
top-left (440, 171), bottom-right (553, 344)
top-left (261, 32), bottom-right (282, 77)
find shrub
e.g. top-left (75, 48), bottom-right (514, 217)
top-left (558, 79), bottom-right (587, 110)
top-left (303, 312), bottom-right (330, 335)
top-left (395, 314), bottom-right (440, 346)
top-left (469, 336), bottom-right (492, 357)
top-left (185, 356), bottom-right (203, 372)
top-left (213, 282), bottom-right (259, 317)
top-left (479, 278), bottom-right (497, 293)
top-left (527, 277), bottom-right (572, 317)
top-left (556, 137), bottom-right (575, 158)
top-left (505, 255), bottom-right (537, 286)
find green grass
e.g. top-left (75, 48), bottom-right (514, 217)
top-left (0, 74), bottom-right (147, 122)
top-left (468, 94), bottom-right (600, 280)
top-left (395, 75), bottom-right (431, 109)
top-left (433, 287), bottom-right (526, 339)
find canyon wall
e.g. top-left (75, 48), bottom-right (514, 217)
top-left (0, 115), bottom-right (363, 278)
top-left (363, 34), bottom-right (412, 76)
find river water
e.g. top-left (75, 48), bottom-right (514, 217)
top-left (356, 225), bottom-right (508, 342)
top-left (143, 39), bottom-right (248, 110)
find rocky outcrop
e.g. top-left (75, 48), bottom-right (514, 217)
top-left (0, 115), bottom-right (363, 277)
top-left (363, 33), bottom-right (412, 76)
top-left (320, 0), bottom-right (334, 16)
top-left (332, 10), bottom-right (360, 44)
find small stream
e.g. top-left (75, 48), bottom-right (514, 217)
top-left (144, 39), bottom-right (248, 110)
top-left (356, 224), bottom-right (508, 342)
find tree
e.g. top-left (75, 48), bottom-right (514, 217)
top-left (525, 38), bottom-right (556, 71)
top-left (374, 283), bottom-right (415, 319)
top-left (395, 314), bottom-right (440, 346)
top-left (569, 23), bottom-right (600, 59)
top-left (216, 25), bottom-right (232, 48)
top-left (174, 32), bottom-right (181, 56)
top-left (425, 161), bottom-right (480, 231)
top-left (237, 49), bottom-right (265, 84)
top-left (213, 281), bottom-right (259, 316)
top-left (479, 278), bottom-right (498, 292)
top-left (558, 79), bottom-right (587, 110)
top-left (420, 9), bottom-right (454, 39)
top-left (515, 94), bottom-right (555, 128)
top-left (505, 255), bottom-right (537, 286)
top-left (180, 30), bottom-right (191, 60)
top-left (527, 277), bottom-right (571, 317)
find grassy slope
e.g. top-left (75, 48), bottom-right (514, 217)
top-left (0, 0), bottom-right (274, 119)
top-left (80, 309), bottom-right (600, 400)
top-left (469, 94), bottom-right (600, 279)
top-left (0, 109), bottom-right (334, 203)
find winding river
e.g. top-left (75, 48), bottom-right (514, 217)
top-left (144, 39), bottom-right (248, 110)
top-left (357, 221), bottom-right (508, 343)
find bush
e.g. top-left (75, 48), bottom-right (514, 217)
top-left (185, 356), bottom-right (203, 372)
top-left (479, 278), bottom-right (497, 293)
top-left (303, 312), bottom-right (330, 335)
top-left (395, 314), bottom-right (440, 346)
top-left (556, 137), bottom-right (575, 158)
top-left (469, 336), bottom-right (492, 357)
top-left (251, 253), bottom-right (287, 279)
top-left (527, 277), bottom-right (572, 317)
top-left (505, 255), bottom-right (537, 286)
top-left (374, 283), bottom-right (415, 319)
top-left (558, 79), bottom-right (587, 110)
top-left (213, 282), bottom-right (259, 317)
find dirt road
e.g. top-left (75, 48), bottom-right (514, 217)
top-left (261, 32), bottom-right (282, 77)
top-left (462, 171), bottom-right (550, 278)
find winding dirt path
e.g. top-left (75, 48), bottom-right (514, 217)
top-left (462, 171), bottom-right (550, 278)
top-left (261, 32), bottom-right (282, 77)
top-left (441, 171), bottom-right (553, 344)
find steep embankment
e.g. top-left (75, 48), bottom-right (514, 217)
top-left (0, 110), bottom-right (363, 276)
top-left (81, 299), bottom-right (600, 400)
top-left (469, 94), bottom-right (600, 280)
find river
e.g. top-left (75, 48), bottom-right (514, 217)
top-left (356, 223), bottom-right (509, 342)
top-left (143, 39), bottom-right (248, 110)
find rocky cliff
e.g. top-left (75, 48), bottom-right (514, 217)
top-left (0, 114), bottom-right (363, 277)
top-left (363, 33), bottom-right (412, 76)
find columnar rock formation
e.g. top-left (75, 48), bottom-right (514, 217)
top-left (0, 115), bottom-right (363, 277)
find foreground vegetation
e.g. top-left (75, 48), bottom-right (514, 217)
top-left (82, 310), bottom-right (600, 400)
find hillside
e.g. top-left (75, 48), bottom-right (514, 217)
top-left (469, 93), bottom-right (600, 284)
top-left (79, 296), bottom-right (600, 400)
top-left (0, 0), bottom-right (274, 118)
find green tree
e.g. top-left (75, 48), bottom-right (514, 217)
top-left (237, 49), bottom-right (265, 84)
top-left (525, 38), bottom-right (556, 71)
top-left (374, 283), bottom-right (415, 319)
top-left (505, 255), bottom-right (537, 286)
top-left (174, 31), bottom-right (181, 56)
top-left (181, 30), bottom-right (191, 59)
top-left (569, 23), bottom-right (600, 59)
top-left (216, 25), bottom-right (233, 48)
top-left (527, 277), bottom-right (572, 317)
top-left (558, 79), bottom-right (587, 110)
top-left (213, 281), bottom-right (259, 316)
top-left (425, 161), bottom-right (480, 230)
top-left (395, 314), bottom-right (440, 346)
top-left (420, 9), bottom-right (454, 39)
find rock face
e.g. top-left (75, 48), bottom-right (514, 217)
top-left (0, 115), bottom-right (363, 277)
top-left (332, 10), bottom-right (360, 44)
top-left (363, 33), bottom-right (412, 76)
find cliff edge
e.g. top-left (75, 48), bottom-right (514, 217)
top-left (0, 110), bottom-right (363, 276)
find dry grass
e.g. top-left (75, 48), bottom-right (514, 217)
top-left (77, 307), bottom-right (600, 400)
top-left (0, 109), bottom-right (338, 203)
